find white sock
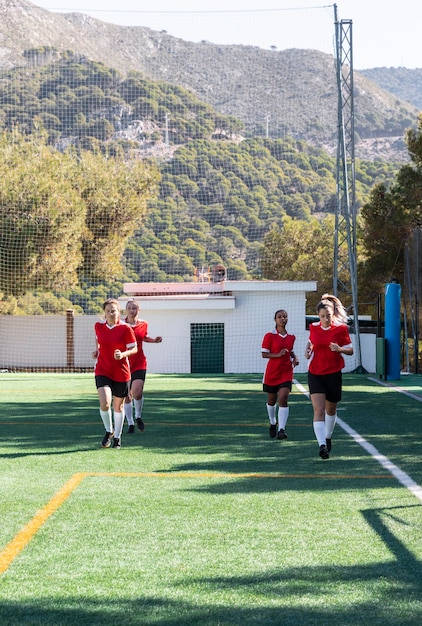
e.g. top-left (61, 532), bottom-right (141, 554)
top-left (266, 403), bottom-right (276, 424)
top-left (325, 413), bottom-right (337, 438)
top-left (100, 409), bottom-right (113, 432)
top-left (313, 421), bottom-right (327, 446)
top-left (134, 397), bottom-right (144, 419)
top-left (113, 411), bottom-right (124, 439)
top-left (124, 401), bottom-right (134, 425)
top-left (278, 407), bottom-right (289, 430)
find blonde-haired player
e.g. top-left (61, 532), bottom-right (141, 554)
top-left (123, 299), bottom-right (162, 433)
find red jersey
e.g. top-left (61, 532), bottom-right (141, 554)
top-left (125, 318), bottom-right (148, 372)
top-left (94, 320), bottom-right (136, 382)
top-left (262, 330), bottom-right (296, 386)
top-left (308, 322), bottom-right (352, 375)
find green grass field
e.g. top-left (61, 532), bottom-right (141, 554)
top-left (1, 372), bottom-right (422, 625)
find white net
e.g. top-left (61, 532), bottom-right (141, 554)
top-left (0, 3), bottom-right (355, 373)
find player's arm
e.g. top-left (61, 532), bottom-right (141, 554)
top-left (329, 342), bottom-right (353, 355)
top-left (114, 339), bottom-right (138, 360)
top-left (92, 334), bottom-right (99, 359)
top-left (329, 327), bottom-right (353, 355)
top-left (262, 348), bottom-right (289, 359)
top-left (305, 341), bottom-right (313, 359)
top-left (144, 335), bottom-right (163, 343)
top-left (290, 350), bottom-right (299, 366)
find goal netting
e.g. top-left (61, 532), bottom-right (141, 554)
top-left (0, 3), bottom-right (362, 374)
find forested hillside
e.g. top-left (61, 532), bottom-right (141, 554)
top-left (0, 1), bottom-right (419, 161)
top-left (125, 137), bottom-right (398, 284)
top-left (0, 54), bottom-right (243, 148)
top-left (0, 54), bottom-right (410, 314)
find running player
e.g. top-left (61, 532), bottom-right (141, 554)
top-left (262, 309), bottom-right (299, 440)
top-left (305, 294), bottom-right (353, 459)
top-left (123, 299), bottom-right (162, 433)
top-left (93, 298), bottom-right (137, 449)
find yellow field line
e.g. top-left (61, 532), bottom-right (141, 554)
top-left (0, 472), bottom-right (87, 576)
top-left (0, 470), bottom-right (393, 576)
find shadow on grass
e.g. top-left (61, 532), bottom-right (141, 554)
top-left (3, 373), bottom-right (422, 483)
top-left (1, 557), bottom-right (421, 625)
top-left (1, 376), bottom-right (422, 625)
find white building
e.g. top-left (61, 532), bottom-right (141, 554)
top-left (118, 280), bottom-right (376, 374)
top-left (0, 280), bottom-right (376, 373)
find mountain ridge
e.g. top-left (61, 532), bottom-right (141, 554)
top-left (0, 0), bottom-right (420, 161)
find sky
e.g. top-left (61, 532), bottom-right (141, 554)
top-left (32, 0), bottom-right (422, 70)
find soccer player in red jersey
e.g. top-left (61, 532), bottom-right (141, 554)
top-left (93, 298), bottom-right (137, 449)
top-left (123, 299), bottom-right (162, 433)
top-left (305, 294), bottom-right (353, 459)
top-left (262, 309), bottom-right (299, 440)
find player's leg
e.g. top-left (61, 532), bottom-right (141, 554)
top-left (324, 372), bottom-right (342, 452)
top-left (264, 388), bottom-right (277, 438)
top-left (324, 401), bottom-right (337, 452)
top-left (124, 387), bottom-right (135, 433)
top-left (96, 381), bottom-right (114, 448)
top-left (112, 394), bottom-right (126, 449)
top-left (276, 384), bottom-right (290, 439)
top-left (131, 371), bottom-right (146, 431)
top-left (308, 372), bottom-right (330, 459)
top-left (310, 392), bottom-right (330, 459)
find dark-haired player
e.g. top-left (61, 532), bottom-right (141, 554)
top-left (262, 309), bottom-right (299, 440)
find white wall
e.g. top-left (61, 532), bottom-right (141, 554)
top-left (0, 316), bottom-right (67, 368)
top-left (0, 280), bottom-right (376, 374)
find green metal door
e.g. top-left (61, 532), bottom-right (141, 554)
top-left (190, 323), bottom-right (224, 373)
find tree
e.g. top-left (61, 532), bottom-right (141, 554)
top-left (359, 113), bottom-right (422, 299)
top-left (77, 149), bottom-right (159, 282)
top-left (359, 184), bottom-right (408, 297)
top-left (0, 132), bottom-right (86, 295)
top-left (261, 215), bottom-right (336, 311)
top-left (0, 131), bottom-right (159, 304)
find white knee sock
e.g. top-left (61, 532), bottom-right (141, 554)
top-left (113, 411), bottom-right (124, 439)
top-left (325, 413), bottom-right (337, 438)
top-left (134, 397), bottom-right (144, 419)
top-left (278, 407), bottom-right (289, 430)
top-left (313, 421), bottom-right (327, 446)
top-left (124, 401), bottom-right (134, 425)
top-left (100, 409), bottom-right (112, 432)
top-left (266, 404), bottom-right (276, 424)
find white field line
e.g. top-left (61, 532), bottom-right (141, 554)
top-left (293, 378), bottom-right (422, 503)
top-left (367, 376), bottom-right (422, 403)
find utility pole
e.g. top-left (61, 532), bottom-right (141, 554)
top-left (334, 5), bottom-right (365, 371)
top-left (265, 114), bottom-right (270, 139)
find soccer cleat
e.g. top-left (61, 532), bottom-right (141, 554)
top-left (113, 437), bottom-right (121, 449)
top-left (101, 431), bottom-right (114, 448)
top-left (277, 428), bottom-right (288, 440)
top-left (326, 438), bottom-right (332, 452)
top-left (319, 444), bottom-right (330, 460)
top-left (269, 424), bottom-right (277, 438)
top-left (127, 424), bottom-right (135, 434)
top-left (136, 417), bottom-right (145, 431)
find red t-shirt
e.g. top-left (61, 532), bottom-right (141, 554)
top-left (94, 320), bottom-right (136, 382)
top-left (308, 322), bottom-right (352, 375)
top-left (125, 318), bottom-right (148, 372)
top-left (262, 330), bottom-right (296, 386)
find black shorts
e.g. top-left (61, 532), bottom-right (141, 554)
top-left (95, 376), bottom-right (130, 398)
top-left (307, 371), bottom-right (342, 403)
top-left (263, 381), bottom-right (292, 394)
top-left (131, 369), bottom-right (146, 383)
